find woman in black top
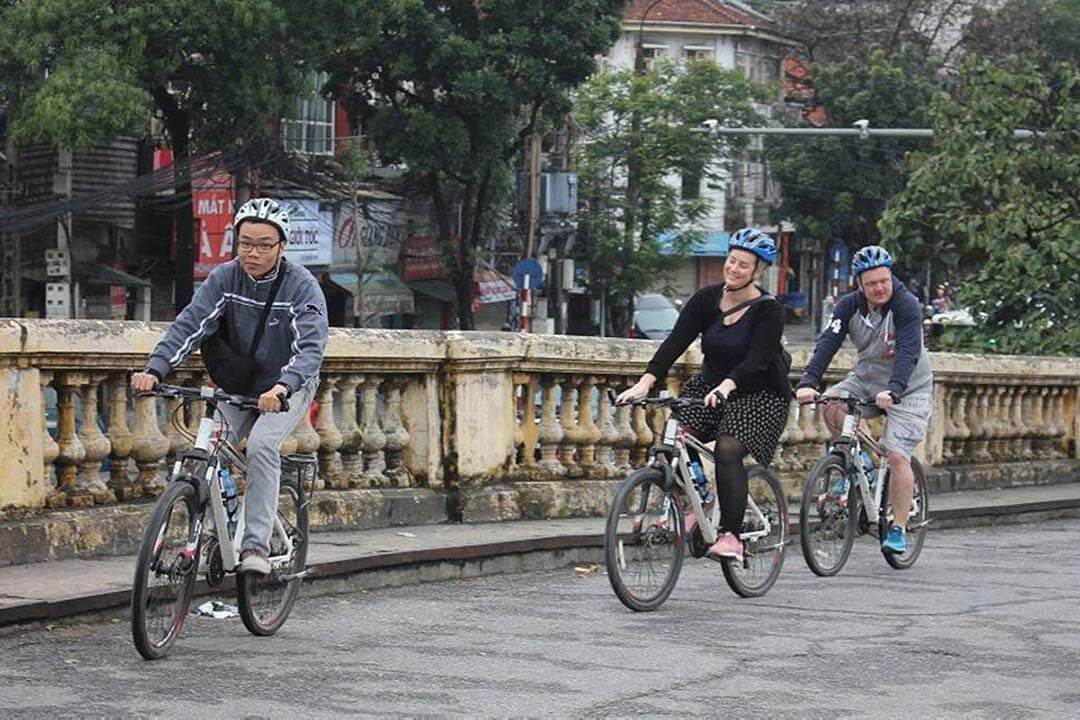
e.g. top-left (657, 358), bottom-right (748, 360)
top-left (617, 228), bottom-right (792, 561)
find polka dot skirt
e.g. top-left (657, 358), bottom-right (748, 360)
top-left (674, 374), bottom-right (791, 467)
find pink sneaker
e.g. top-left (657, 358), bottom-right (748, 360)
top-left (707, 532), bottom-right (744, 563)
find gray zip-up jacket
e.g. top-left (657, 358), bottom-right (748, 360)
top-left (145, 257), bottom-right (328, 394)
top-left (799, 275), bottom-right (932, 397)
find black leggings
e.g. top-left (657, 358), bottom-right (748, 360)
top-left (713, 435), bottom-right (748, 534)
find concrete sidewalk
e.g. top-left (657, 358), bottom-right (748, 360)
top-left (2, 483), bottom-right (1079, 628)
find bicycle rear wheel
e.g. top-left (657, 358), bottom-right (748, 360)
top-left (721, 467), bottom-right (788, 598)
top-left (237, 477), bottom-right (309, 635)
top-left (883, 458), bottom-right (929, 570)
top-left (131, 479), bottom-right (201, 660)
top-left (604, 467), bottom-right (685, 612)
top-left (799, 454), bottom-right (856, 577)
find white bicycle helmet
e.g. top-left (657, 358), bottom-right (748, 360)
top-left (234, 198), bottom-right (290, 243)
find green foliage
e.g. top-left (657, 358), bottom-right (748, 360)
top-left (324, 0), bottom-right (628, 328)
top-left (965, 0), bottom-right (1080, 68)
top-left (766, 48), bottom-right (940, 271)
top-left (574, 59), bottom-right (763, 307)
top-left (880, 58), bottom-right (1080, 356)
top-left (0, 0), bottom-right (309, 150)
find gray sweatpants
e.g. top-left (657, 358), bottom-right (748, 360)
top-left (217, 379), bottom-right (317, 555)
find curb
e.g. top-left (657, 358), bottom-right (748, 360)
top-left (0, 532), bottom-right (606, 628)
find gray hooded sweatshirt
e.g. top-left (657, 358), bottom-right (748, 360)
top-left (145, 257), bottom-right (328, 394)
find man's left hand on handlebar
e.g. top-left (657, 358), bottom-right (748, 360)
top-left (875, 390), bottom-right (896, 410)
top-left (258, 383), bottom-right (290, 413)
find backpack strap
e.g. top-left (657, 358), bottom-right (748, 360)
top-left (245, 260), bottom-right (287, 359)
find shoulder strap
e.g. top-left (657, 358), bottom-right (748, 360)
top-left (246, 260), bottom-right (287, 359)
top-left (719, 292), bottom-right (777, 319)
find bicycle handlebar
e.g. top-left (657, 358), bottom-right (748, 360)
top-left (799, 396), bottom-right (894, 410)
top-left (139, 383), bottom-right (289, 413)
top-left (612, 394), bottom-right (721, 410)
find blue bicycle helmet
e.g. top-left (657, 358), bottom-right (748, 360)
top-left (851, 245), bottom-right (893, 277)
top-left (728, 227), bottom-right (777, 266)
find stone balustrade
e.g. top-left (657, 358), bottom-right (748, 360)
top-left (1, 320), bottom-right (1077, 521)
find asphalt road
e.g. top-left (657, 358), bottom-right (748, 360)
top-left (1, 519), bottom-right (1078, 718)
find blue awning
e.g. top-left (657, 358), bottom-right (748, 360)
top-left (658, 231), bottom-right (730, 257)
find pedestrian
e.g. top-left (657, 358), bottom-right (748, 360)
top-left (130, 198), bottom-right (328, 575)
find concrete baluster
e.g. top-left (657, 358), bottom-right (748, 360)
top-left (76, 373), bottom-right (114, 504)
top-left (559, 377), bottom-right (583, 477)
top-left (132, 389), bottom-right (170, 497)
top-left (577, 376), bottom-right (602, 477)
top-left (361, 376), bottom-right (388, 487)
top-left (337, 375), bottom-right (364, 483)
top-left (39, 372), bottom-right (61, 504)
top-left (537, 375), bottom-right (565, 475)
top-left (105, 373), bottom-right (140, 500)
top-left (316, 375), bottom-right (345, 488)
top-left (596, 379), bottom-right (620, 477)
top-left (53, 372), bottom-right (90, 507)
top-left (382, 377), bottom-right (413, 487)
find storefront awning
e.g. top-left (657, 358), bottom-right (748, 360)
top-left (77, 265), bottom-right (152, 288)
top-left (658, 231), bottom-right (730, 257)
top-left (407, 279), bottom-right (457, 303)
top-left (474, 267), bottom-right (516, 304)
top-left (329, 270), bottom-right (414, 316)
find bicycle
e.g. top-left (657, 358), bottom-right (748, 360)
top-left (604, 395), bottom-right (788, 611)
top-left (130, 384), bottom-right (317, 660)
top-left (798, 397), bottom-right (931, 577)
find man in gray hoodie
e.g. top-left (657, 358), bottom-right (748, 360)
top-left (131, 198), bottom-right (328, 575)
top-left (796, 245), bottom-right (932, 555)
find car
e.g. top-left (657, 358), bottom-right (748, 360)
top-left (631, 293), bottom-right (681, 340)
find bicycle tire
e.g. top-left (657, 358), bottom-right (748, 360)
top-left (883, 457), bottom-right (929, 570)
top-left (131, 479), bottom-right (201, 660)
top-left (604, 467), bottom-right (685, 612)
top-left (720, 466), bottom-right (788, 598)
top-left (237, 478), bottom-right (309, 636)
top-left (799, 454), bottom-right (856, 577)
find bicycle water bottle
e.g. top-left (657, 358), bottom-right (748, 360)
top-left (688, 460), bottom-right (715, 504)
top-left (860, 449), bottom-right (875, 486)
top-left (220, 466), bottom-right (239, 527)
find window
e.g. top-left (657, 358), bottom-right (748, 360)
top-left (681, 166), bottom-right (702, 200)
top-left (641, 46), bottom-right (666, 71)
top-left (683, 47), bottom-right (712, 63)
top-left (282, 71), bottom-right (335, 156)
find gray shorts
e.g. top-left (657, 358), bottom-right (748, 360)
top-left (823, 375), bottom-right (932, 459)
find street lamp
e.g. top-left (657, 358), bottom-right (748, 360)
top-left (634, 0), bottom-right (666, 75)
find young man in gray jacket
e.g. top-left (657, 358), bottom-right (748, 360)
top-left (131, 198), bottom-right (328, 575)
top-left (795, 245), bottom-right (933, 555)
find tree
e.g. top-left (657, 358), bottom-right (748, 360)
top-left (573, 59), bottom-right (762, 334)
top-left (766, 48), bottom-right (939, 265)
top-left (758, 0), bottom-right (978, 66)
top-left (0, 0), bottom-right (314, 310)
top-left (880, 58), bottom-right (1080, 355)
top-left (322, 0), bottom-right (628, 330)
top-left (962, 0), bottom-right (1080, 68)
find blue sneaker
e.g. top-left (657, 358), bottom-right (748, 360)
top-left (881, 526), bottom-right (907, 554)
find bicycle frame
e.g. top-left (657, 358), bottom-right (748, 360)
top-left (656, 415), bottom-right (774, 548)
top-left (835, 410), bottom-right (922, 527)
top-left (168, 386), bottom-right (296, 576)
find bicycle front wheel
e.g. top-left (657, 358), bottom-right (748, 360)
top-left (604, 467), bottom-right (685, 612)
top-left (131, 479), bottom-right (201, 660)
top-left (237, 478), bottom-right (309, 636)
top-left (883, 457), bottom-right (929, 570)
top-left (799, 454), bottom-right (856, 577)
top-left (721, 466), bottom-right (788, 598)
